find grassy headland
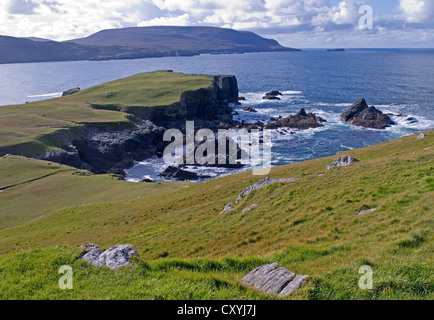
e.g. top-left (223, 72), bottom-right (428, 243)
top-left (0, 131), bottom-right (432, 299)
top-left (0, 71), bottom-right (213, 158)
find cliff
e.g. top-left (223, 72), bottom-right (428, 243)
top-left (0, 71), bottom-right (239, 174)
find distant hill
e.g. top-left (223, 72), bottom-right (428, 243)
top-left (0, 26), bottom-right (298, 64)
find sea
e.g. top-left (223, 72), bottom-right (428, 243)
top-left (1, 49), bottom-right (433, 181)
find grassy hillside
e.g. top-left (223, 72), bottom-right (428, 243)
top-left (0, 71), bottom-right (213, 157)
top-left (69, 26), bottom-right (291, 53)
top-left (1, 27), bottom-right (295, 64)
top-left (0, 131), bottom-right (432, 299)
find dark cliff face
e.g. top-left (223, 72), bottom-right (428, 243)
top-left (213, 75), bottom-right (239, 104)
top-left (132, 75), bottom-right (239, 126)
top-left (39, 75), bottom-right (239, 175)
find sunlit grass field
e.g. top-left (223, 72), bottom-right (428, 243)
top-left (0, 131), bottom-right (432, 299)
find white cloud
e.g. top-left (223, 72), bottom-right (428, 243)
top-left (138, 13), bottom-right (191, 26)
top-left (398, 0), bottom-right (434, 23)
top-left (0, 0), bottom-right (433, 47)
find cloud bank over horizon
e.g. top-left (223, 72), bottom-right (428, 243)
top-left (0, 0), bottom-right (433, 47)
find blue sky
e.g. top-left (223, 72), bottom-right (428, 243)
top-left (0, 0), bottom-right (433, 48)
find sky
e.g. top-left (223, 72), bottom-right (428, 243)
top-left (0, 0), bottom-right (433, 48)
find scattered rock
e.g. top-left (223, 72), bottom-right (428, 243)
top-left (279, 275), bottom-right (310, 296)
top-left (263, 91), bottom-right (282, 100)
top-left (220, 202), bottom-right (233, 215)
top-left (242, 204), bottom-right (259, 213)
top-left (159, 166), bottom-right (202, 181)
top-left (263, 95), bottom-right (281, 100)
top-left (406, 117), bottom-right (418, 124)
top-left (81, 244), bottom-right (140, 270)
top-left (265, 108), bottom-right (325, 130)
top-left (242, 106), bottom-right (257, 113)
top-left (238, 96), bottom-right (246, 101)
top-left (62, 87), bottom-right (80, 96)
top-left (358, 208), bottom-right (377, 215)
top-left (81, 244), bottom-right (101, 264)
top-left (341, 98), bottom-right (395, 129)
top-left (417, 133), bottom-right (427, 140)
top-left (242, 263), bottom-right (309, 296)
top-left (236, 177), bottom-right (296, 204)
top-left (327, 156), bottom-right (360, 170)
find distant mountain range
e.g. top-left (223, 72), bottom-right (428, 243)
top-left (0, 26), bottom-right (298, 64)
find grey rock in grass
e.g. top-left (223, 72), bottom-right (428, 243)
top-left (242, 204), bottom-right (259, 213)
top-left (236, 177), bottom-right (296, 204)
top-left (358, 208), bottom-right (377, 215)
top-left (242, 263), bottom-right (309, 296)
top-left (279, 275), bottom-right (310, 296)
top-left (220, 202), bottom-right (234, 215)
top-left (417, 133), bottom-right (427, 140)
top-left (327, 156), bottom-right (359, 170)
top-left (242, 263), bottom-right (296, 295)
top-left (80, 244), bottom-right (139, 270)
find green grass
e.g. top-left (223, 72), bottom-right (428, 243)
top-left (0, 71), bottom-right (213, 157)
top-left (0, 131), bottom-right (432, 299)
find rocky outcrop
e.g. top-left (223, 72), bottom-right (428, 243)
top-left (80, 243), bottom-right (139, 270)
top-left (220, 202), bottom-right (234, 215)
top-left (62, 87), bottom-right (80, 96)
top-left (341, 99), bottom-right (395, 129)
top-left (214, 75), bottom-right (239, 104)
top-left (242, 263), bottom-right (309, 296)
top-left (263, 91), bottom-right (282, 100)
top-left (327, 156), bottom-right (359, 170)
top-left (265, 108), bottom-right (326, 130)
top-left (158, 166), bottom-right (209, 181)
top-left (242, 107), bottom-right (257, 113)
top-left (236, 177), bottom-right (297, 204)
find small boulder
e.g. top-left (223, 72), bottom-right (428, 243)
top-left (158, 166), bottom-right (199, 181)
top-left (220, 202), bottom-right (233, 215)
top-left (242, 106), bottom-right (257, 113)
top-left (242, 263), bottom-right (308, 296)
top-left (62, 87), bottom-right (80, 96)
top-left (92, 244), bottom-right (140, 270)
top-left (327, 156), bottom-right (360, 170)
top-left (417, 133), bottom-right (427, 140)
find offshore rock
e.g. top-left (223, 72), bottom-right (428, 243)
top-left (341, 98), bottom-right (395, 129)
top-left (265, 108), bottom-right (325, 130)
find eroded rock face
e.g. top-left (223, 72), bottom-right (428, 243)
top-left (327, 156), bottom-right (359, 170)
top-left (242, 263), bottom-right (309, 296)
top-left (341, 99), bottom-right (395, 129)
top-left (265, 108), bottom-right (325, 130)
top-left (81, 244), bottom-right (139, 270)
top-left (62, 87), bottom-right (80, 96)
top-left (236, 177), bottom-right (297, 204)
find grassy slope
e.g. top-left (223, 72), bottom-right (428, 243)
top-left (0, 71), bottom-right (213, 156)
top-left (0, 131), bottom-right (432, 300)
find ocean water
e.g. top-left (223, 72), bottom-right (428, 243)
top-left (1, 49), bottom-right (433, 181)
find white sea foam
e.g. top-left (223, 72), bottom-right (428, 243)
top-left (27, 92), bottom-right (63, 98)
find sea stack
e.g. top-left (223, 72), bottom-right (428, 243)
top-left (341, 98), bottom-right (395, 129)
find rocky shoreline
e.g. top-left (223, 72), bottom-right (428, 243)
top-left (33, 77), bottom-right (405, 182)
